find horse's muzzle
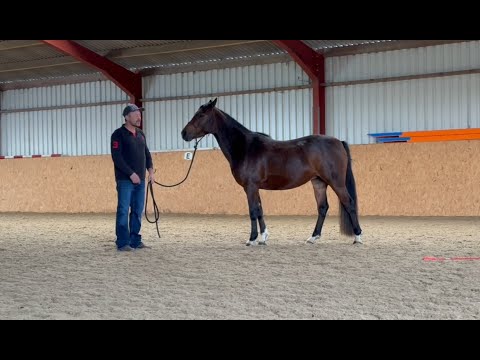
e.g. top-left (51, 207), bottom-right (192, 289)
top-left (181, 129), bottom-right (189, 141)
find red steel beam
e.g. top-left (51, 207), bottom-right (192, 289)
top-left (42, 40), bottom-right (142, 109)
top-left (272, 40), bottom-right (325, 135)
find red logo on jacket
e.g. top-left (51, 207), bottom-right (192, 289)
top-left (112, 141), bottom-right (119, 149)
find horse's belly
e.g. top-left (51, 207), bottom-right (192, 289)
top-left (260, 174), bottom-right (313, 190)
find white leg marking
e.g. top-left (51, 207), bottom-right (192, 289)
top-left (353, 235), bottom-right (363, 244)
top-left (259, 228), bottom-right (269, 245)
top-left (306, 235), bottom-right (320, 244)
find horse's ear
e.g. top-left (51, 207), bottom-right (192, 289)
top-left (211, 98), bottom-right (217, 107)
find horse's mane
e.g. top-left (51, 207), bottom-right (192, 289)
top-left (255, 132), bottom-right (271, 138)
top-left (216, 109), bottom-right (272, 139)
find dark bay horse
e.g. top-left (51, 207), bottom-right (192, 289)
top-left (181, 98), bottom-right (363, 246)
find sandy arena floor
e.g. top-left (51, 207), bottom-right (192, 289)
top-left (0, 213), bottom-right (478, 320)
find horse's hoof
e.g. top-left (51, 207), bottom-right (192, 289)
top-left (258, 241), bottom-right (267, 246)
top-left (246, 240), bottom-right (258, 246)
top-left (353, 235), bottom-right (363, 245)
top-left (306, 235), bottom-right (320, 244)
top-left (261, 229), bottom-right (269, 243)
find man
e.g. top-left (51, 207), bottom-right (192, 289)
top-left (111, 104), bottom-right (155, 251)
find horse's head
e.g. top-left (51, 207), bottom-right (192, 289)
top-left (181, 98), bottom-right (218, 142)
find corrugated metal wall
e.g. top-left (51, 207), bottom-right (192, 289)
top-left (1, 81), bottom-right (127, 110)
top-left (3, 42), bottom-right (479, 154)
top-left (144, 89), bottom-right (312, 151)
top-left (143, 62), bottom-right (310, 97)
top-left (1, 61), bottom-right (312, 156)
top-left (0, 81), bottom-right (129, 156)
top-left (143, 61), bottom-right (312, 150)
top-left (326, 41), bottom-right (480, 83)
top-left (325, 41), bottom-right (480, 144)
top-left (326, 74), bottom-right (480, 144)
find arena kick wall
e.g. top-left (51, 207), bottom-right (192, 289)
top-left (1, 141), bottom-right (478, 216)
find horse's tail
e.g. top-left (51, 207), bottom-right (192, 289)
top-left (339, 141), bottom-right (358, 236)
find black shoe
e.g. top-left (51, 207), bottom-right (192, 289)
top-left (118, 245), bottom-right (134, 251)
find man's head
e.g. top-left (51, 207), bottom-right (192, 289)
top-left (123, 104), bottom-right (144, 127)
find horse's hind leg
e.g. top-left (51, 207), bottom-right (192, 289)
top-left (307, 178), bottom-right (328, 244)
top-left (330, 182), bottom-right (362, 244)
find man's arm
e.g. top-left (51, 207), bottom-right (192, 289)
top-left (145, 143), bottom-right (155, 183)
top-left (111, 131), bottom-right (135, 177)
top-left (146, 144), bottom-right (153, 170)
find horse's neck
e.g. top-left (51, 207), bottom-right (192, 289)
top-left (213, 113), bottom-right (250, 168)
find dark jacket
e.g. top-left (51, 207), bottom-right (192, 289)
top-left (111, 125), bottom-right (153, 181)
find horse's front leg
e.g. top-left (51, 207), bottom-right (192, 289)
top-left (257, 193), bottom-right (269, 245)
top-left (244, 185), bottom-right (261, 246)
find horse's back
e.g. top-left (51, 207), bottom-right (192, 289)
top-left (260, 134), bottom-right (342, 150)
top-left (248, 133), bottom-right (346, 164)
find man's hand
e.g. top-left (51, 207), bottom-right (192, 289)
top-left (148, 168), bottom-right (155, 184)
top-left (130, 173), bottom-right (141, 184)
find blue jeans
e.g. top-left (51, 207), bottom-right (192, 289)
top-left (115, 180), bottom-right (146, 249)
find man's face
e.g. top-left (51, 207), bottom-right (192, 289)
top-left (125, 110), bottom-right (142, 127)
